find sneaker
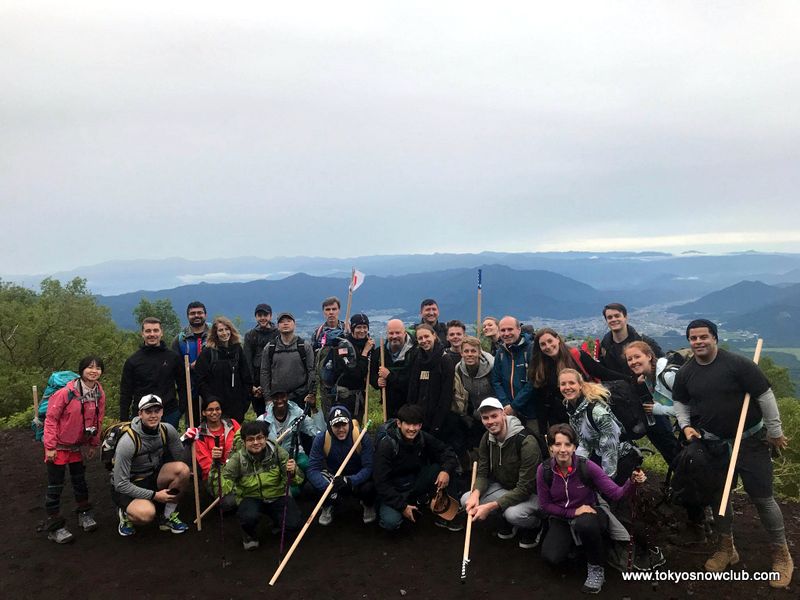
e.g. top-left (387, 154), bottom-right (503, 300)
top-left (319, 505), bottom-right (334, 526)
top-left (242, 533), bottom-right (259, 551)
top-left (118, 509), bottom-right (135, 537)
top-left (159, 512), bottom-right (189, 534)
top-left (362, 503), bottom-right (377, 525)
top-left (47, 527), bottom-right (75, 544)
top-left (77, 510), bottom-right (98, 532)
top-left (435, 515), bottom-right (465, 532)
top-left (581, 564), bottom-right (605, 594)
top-left (518, 527), bottom-right (542, 549)
top-left (495, 521), bottom-right (518, 540)
top-left (634, 546), bottom-right (666, 571)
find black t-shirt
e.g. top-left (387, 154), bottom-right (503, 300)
top-left (672, 348), bottom-right (770, 439)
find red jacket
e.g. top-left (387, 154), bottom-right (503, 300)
top-left (195, 418), bottom-right (240, 480)
top-left (43, 380), bottom-right (106, 451)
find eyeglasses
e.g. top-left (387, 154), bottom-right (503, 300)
top-left (244, 435), bottom-right (267, 443)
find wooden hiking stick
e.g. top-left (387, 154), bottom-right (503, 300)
top-left (476, 268), bottom-right (482, 337)
top-left (461, 461), bottom-right (478, 581)
top-left (185, 355), bottom-right (203, 531)
top-left (269, 420), bottom-right (372, 586)
top-left (344, 267), bottom-right (355, 330)
top-left (379, 337), bottom-right (387, 422)
top-left (363, 353), bottom-right (371, 424)
top-left (194, 497), bottom-right (220, 524)
top-left (718, 339), bottom-right (763, 517)
top-left (32, 385), bottom-right (39, 412)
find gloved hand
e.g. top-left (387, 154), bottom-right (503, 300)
top-left (180, 427), bottom-right (200, 443)
top-left (332, 475), bottom-right (350, 493)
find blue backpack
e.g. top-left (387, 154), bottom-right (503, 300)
top-left (32, 371), bottom-right (79, 441)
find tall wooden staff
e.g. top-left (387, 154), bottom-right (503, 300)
top-left (363, 353), bottom-right (371, 425)
top-left (476, 268), bottom-right (482, 336)
top-left (718, 339), bottom-right (763, 516)
top-left (269, 421), bottom-right (372, 586)
top-left (32, 385), bottom-right (39, 413)
top-left (461, 461), bottom-right (479, 581)
top-left (379, 336), bottom-right (387, 422)
top-left (184, 355), bottom-right (203, 531)
top-left (344, 267), bottom-right (355, 327)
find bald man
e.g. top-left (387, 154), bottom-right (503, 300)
top-left (370, 319), bottom-right (418, 419)
top-left (491, 316), bottom-right (536, 428)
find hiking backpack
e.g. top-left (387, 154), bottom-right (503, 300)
top-left (322, 419), bottom-right (363, 456)
top-left (669, 439), bottom-right (728, 507)
top-left (375, 420), bottom-right (425, 458)
top-left (264, 337), bottom-right (309, 376)
top-left (657, 348), bottom-right (693, 393)
top-left (540, 455), bottom-right (596, 490)
top-left (32, 371), bottom-right (79, 441)
top-left (315, 329), bottom-right (358, 389)
top-left (596, 380), bottom-right (648, 441)
top-left (101, 422), bottom-right (168, 471)
top-left (512, 426), bottom-right (549, 468)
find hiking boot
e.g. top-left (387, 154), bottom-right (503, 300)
top-left (117, 509), bottom-right (135, 537)
top-left (319, 505), bottom-right (334, 526)
top-left (518, 527), bottom-right (542, 549)
top-left (495, 521), bottom-right (517, 540)
top-left (361, 502), bottom-right (377, 525)
top-left (668, 522), bottom-right (707, 546)
top-left (634, 546), bottom-right (666, 571)
top-left (47, 527), bottom-right (75, 544)
top-left (242, 532), bottom-right (259, 551)
top-left (704, 534), bottom-right (739, 572)
top-left (581, 564), bottom-right (605, 594)
top-left (159, 512), bottom-right (189, 534)
top-left (77, 510), bottom-right (98, 532)
top-left (770, 543), bottom-right (794, 589)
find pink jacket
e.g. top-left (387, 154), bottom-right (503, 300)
top-left (43, 380), bottom-right (106, 450)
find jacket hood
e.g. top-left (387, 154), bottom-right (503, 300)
top-left (457, 351), bottom-right (494, 379)
top-left (326, 405), bottom-right (353, 436)
top-left (387, 334), bottom-right (415, 362)
top-left (488, 415), bottom-right (525, 447)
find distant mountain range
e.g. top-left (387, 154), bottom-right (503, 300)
top-left (99, 265), bottom-right (637, 330)
top-left (7, 251), bottom-right (800, 297)
top-left (673, 281), bottom-right (800, 345)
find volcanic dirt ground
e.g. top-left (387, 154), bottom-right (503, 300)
top-left (2, 428), bottom-right (797, 599)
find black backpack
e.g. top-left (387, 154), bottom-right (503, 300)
top-left (670, 439), bottom-right (728, 507)
top-left (316, 332), bottom-right (358, 389)
top-left (512, 426), bottom-right (549, 468)
top-left (657, 348), bottom-right (693, 393)
top-left (541, 455), bottom-right (596, 490)
top-left (598, 380), bottom-right (648, 441)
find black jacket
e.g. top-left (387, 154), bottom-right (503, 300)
top-left (243, 325), bottom-right (278, 382)
top-left (411, 320), bottom-right (449, 346)
top-left (120, 342), bottom-right (187, 421)
top-left (372, 420), bottom-right (459, 512)
top-left (369, 335), bottom-right (418, 419)
top-left (600, 325), bottom-right (663, 376)
top-left (194, 343), bottom-right (253, 422)
top-left (337, 335), bottom-right (372, 391)
top-left (407, 340), bottom-right (456, 432)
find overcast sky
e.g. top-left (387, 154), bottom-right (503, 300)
top-left (2, 1), bottom-right (799, 275)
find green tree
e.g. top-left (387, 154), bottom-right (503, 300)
top-left (0, 277), bottom-right (137, 421)
top-left (132, 297), bottom-right (181, 341)
top-left (759, 355), bottom-right (796, 399)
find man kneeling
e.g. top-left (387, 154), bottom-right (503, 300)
top-left (373, 404), bottom-right (459, 531)
top-left (213, 420), bottom-right (303, 550)
top-left (462, 398), bottom-right (543, 548)
top-left (112, 395), bottom-right (190, 536)
top-left (307, 406), bottom-right (376, 526)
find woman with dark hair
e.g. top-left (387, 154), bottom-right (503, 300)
top-left (406, 324), bottom-right (456, 442)
top-left (42, 355), bottom-right (106, 543)
top-left (529, 328), bottom-right (627, 435)
top-left (194, 316), bottom-right (255, 423)
top-left (190, 396), bottom-right (240, 511)
top-left (537, 423), bottom-right (646, 594)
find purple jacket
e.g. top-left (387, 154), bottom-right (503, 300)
top-left (536, 455), bottom-right (634, 520)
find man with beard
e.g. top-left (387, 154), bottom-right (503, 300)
top-left (121, 317), bottom-right (187, 428)
top-left (410, 298), bottom-right (448, 346)
top-left (370, 318), bottom-right (417, 419)
top-left (172, 301), bottom-right (209, 422)
top-left (333, 313), bottom-right (375, 424)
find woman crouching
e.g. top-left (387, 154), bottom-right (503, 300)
top-left (537, 423), bottom-right (646, 594)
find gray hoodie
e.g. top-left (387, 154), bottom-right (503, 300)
top-left (453, 350), bottom-right (495, 414)
top-left (112, 417), bottom-right (183, 499)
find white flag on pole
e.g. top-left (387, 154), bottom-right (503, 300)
top-left (350, 269), bottom-right (366, 292)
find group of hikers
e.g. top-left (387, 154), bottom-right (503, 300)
top-left (39, 297), bottom-right (794, 592)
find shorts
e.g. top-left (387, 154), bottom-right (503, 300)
top-left (45, 449), bottom-right (83, 465)
top-left (111, 473), bottom-right (158, 511)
